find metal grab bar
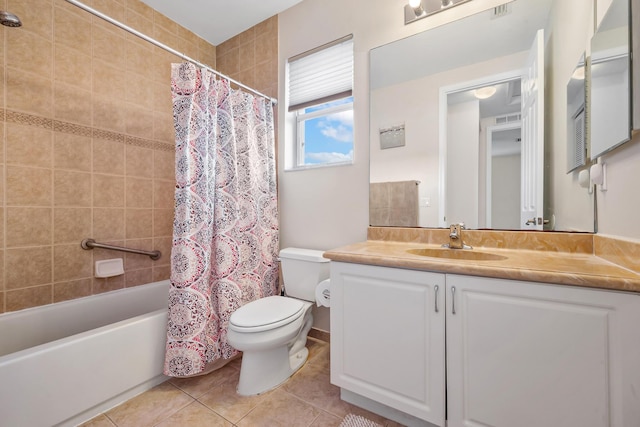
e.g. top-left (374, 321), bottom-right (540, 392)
top-left (81, 238), bottom-right (161, 260)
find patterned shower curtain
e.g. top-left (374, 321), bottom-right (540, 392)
top-left (164, 63), bottom-right (279, 377)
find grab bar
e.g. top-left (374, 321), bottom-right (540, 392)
top-left (81, 238), bottom-right (162, 260)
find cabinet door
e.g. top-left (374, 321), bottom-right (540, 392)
top-left (330, 262), bottom-right (445, 425)
top-left (446, 274), bottom-right (640, 427)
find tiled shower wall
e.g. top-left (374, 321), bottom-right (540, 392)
top-left (0, 0), bottom-right (219, 313)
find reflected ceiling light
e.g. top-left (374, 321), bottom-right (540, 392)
top-left (405, 0), bottom-right (472, 25)
top-left (572, 66), bottom-right (585, 80)
top-left (474, 86), bottom-right (497, 99)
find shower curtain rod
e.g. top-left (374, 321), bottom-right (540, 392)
top-left (64, 0), bottom-right (278, 105)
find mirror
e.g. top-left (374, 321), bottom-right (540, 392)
top-left (590, 0), bottom-right (631, 159)
top-left (567, 53), bottom-right (587, 173)
top-left (369, 0), bottom-right (592, 232)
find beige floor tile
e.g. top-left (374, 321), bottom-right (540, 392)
top-left (282, 363), bottom-right (388, 424)
top-left (197, 370), bottom-right (270, 424)
top-left (78, 414), bottom-right (116, 427)
top-left (154, 401), bottom-right (233, 427)
top-left (309, 410), bottom-right (343, 427)
top-left (169, 362), bottom-right (240, 399)
top-left (105, 382), bottom-right (194, 427)
top-left (236, 388), bottom-right (321, 427)
top-left (306, 337), bottom-right (330, 367)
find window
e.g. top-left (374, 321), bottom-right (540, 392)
top-left (286, 35), bottom-right (354, 170)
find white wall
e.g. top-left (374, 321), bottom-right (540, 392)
top-left (278, 0), bottom-right (640, 253)
top-left (492, 154), bottom-right (522, 229)
top-left (278, 0), bottom-right (507, 252)
top-left (546, 0), bottom-right (596, 232)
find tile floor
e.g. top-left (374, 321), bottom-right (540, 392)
top-left (80, 338), bottom-right (404, 427)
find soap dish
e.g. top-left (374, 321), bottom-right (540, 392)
top-left (95, 258), bottom-right (125, 278)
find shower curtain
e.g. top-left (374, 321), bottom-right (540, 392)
top-left (164, 63), bottom-right (279, 377)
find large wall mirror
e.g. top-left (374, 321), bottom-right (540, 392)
top-left (590, 0), bottom-right (631, 159)
top-left (369, 0), bottom-right (594, 232)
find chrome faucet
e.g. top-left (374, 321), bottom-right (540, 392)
top-left (443, 223), bottom-right (472, 249)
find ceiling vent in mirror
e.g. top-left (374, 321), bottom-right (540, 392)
top-left (495, 113), bottom-right (521, 125)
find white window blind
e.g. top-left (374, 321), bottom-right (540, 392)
top-left (288, 35), bottom-right (353, 112)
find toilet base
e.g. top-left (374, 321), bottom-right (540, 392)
top-left (236, 343), bottom-right (309, 396)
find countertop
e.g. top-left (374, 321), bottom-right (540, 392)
top-left (323, 238), bottom-right (640, 293)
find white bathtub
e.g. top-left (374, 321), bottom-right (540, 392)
top-left (0, 280), bottom-right (171, 427)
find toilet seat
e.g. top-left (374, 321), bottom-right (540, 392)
top-left (229, 296), bottom-right (306, 333)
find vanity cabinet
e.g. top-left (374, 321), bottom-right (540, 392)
top-left (330, 262), bottom-right (640, 427)
top-left (446, 274), bottom-right (640, 427)
top-left (330, 262), bottom-right (446, 426)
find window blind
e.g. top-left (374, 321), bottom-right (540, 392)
top-left (288, 35), bottom-right (353, 112)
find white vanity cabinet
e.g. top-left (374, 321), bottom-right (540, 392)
top-left (446, 274), bottom-right (640, 427)
top-left (330, 262), bottom-right (640, 427)
top-left (330, 262), bottom-right (446, 426)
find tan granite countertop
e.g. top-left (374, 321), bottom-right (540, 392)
top-left (323, 230), bottom-right (640, 293)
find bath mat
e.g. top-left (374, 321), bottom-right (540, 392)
top-left (339, 413), bottom-right (383, 427)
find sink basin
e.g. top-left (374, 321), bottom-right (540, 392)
top-left (407, 248), bottom-right (507, 261)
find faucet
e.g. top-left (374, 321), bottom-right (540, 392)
top-left (443, 223), bottom-right (472, 249)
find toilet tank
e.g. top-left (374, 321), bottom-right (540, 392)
top-left (279, 248), bottom-right (330, 302)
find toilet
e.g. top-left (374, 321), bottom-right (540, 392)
top-left (227, 247), bottom-right (330, 395)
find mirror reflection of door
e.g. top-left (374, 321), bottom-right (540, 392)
top-left (445, 78), bottom-right (522, 229)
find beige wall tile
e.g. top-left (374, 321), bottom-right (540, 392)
top-left (54, 43), bottom-right (92, 90)
top-left (93, 25), bottom-right (126, 68)
top-left (153, 11), bottom-right (177, 35)
top-left (153, 208), bottom-right (174, 237)
top-left (6, 68), bottom-right (53, 117)
top-left (125, 40), bottom-right (154, 75)
top-left (124, 238), bottom-right (152, 270)
top-left (54, 5), bottom-right (91, 56)
top-left (126, 208), bottom-right (153, 238)
top-left (93, 275), bottom-right (125, 294)
top-left (54, 278), bottom-right (92, 302)
top-left (124, 105), bottom-right (154, 138)
top-left (153, 236), bottom-right (172, 265)
top-left (153, 149), bottom-right (175, 180)
top-left (54, 132), bottom-right (91, 171)
top-left (93, 174), bottom-right (125, 207)
top-left (93, 208), bottom-right (125, 240)
top-left (93, 139), bottom-right (125, 175)
top-left (6, 208), bottom-right (52, 247)
top-left (239, 40), bottom-right (256, 70)
top-left (217, 48), bottom-right (240, 76)
top-left (6, 285), bottom-right (53, 311)
top-left (91, 0), bottom-right (125, 28)
top-left (0, 292), bottom-right (4, 314)
top-left (153, 112), bottom-right (175, 143)
top-left (53, 243), bottom-right (92, 281)
top-left (152, 264), bottom-right (170, 282)
top-left (9, 0), bottom-right (54, 40)
top-left (6, 166), bottom-right (52, 206)
top-left (5, 246), bottom-right (53, 290)
top-left (126, 0), bottom-right (154, 21)
top-left (0, 122), bottom-right (5, 164)
top-left (124, 72), bottom-right (155, 110)
top-left (126, 177), bottom-right (153, 208)
top-left (54, 81), bottom-right (93, 125)
top-left (93, 96), bottom-right (128, 133)
top-left (7, 29), bottom-right (53, 77)
top-left (6, 123), bottom-right (53, 168)
top-left (126, 145), bottom-right (154, 178)
top-left (124, 8), bottom-right (153, 36)
top-left (92, 60), bottom-right (127, 97)
top-left (151, 81), bottom-right (172, 115)
top-left (54, 170), bottom-right (92, 206)
top-left (153, 179), bottom-right (175, 209)
top-left (124, 267), bottom-right (152, 287)
top-left (54, 207), bottom-right (92, 244)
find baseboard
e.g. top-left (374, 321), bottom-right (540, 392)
top-left (308, 327), bottom-right (330, 343)
top-left (340, 389), bottom-right (437, 427)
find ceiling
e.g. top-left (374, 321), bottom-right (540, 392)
top-left (139, 0), bottom-right (304, 45)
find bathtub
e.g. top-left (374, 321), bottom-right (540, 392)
top-left (0, 280), bottom-right (171, 427)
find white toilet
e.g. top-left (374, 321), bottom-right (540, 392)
top-left (227, 247), bottom-right (330, 395)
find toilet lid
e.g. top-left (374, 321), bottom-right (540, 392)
top-left (229, 296), bottom-right (306, 331)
